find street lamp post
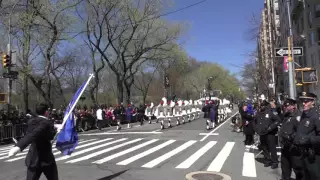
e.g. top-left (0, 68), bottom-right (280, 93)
top-left (6, 0), bottom-right (20, 116)
top-left (286, 0), bottom-right (296, 99)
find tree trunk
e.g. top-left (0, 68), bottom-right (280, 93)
top-left (142, 91), bottom-right (147, 104)
top-left (116, 76), bottom-right (124, 104)
top-left (23, 75), bottom-right (29, 113)
top-left (125, 86), bottom-right (131, 105)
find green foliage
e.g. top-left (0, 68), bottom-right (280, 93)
top-left (180, 62), bottom-right (244, 100)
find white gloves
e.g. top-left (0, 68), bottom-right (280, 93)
top-left (8, 146), bottom-right (21, 157)
top-left (54, 124), bottom-right (62, 132)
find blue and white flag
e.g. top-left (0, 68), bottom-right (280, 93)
top-left (56, 74), bottom-right (94, 155)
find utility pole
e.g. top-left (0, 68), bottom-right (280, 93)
top-left (286, 0), bottom-right (296, 99)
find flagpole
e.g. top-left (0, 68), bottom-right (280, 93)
top-left (53, 73), bottom-right (94, 141)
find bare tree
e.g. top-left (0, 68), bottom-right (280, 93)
top-left (84, 0), bottom-right (183, 104)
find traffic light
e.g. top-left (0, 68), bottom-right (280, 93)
top-left (2, 53), bottom-right (11, 68)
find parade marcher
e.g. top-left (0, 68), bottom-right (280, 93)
top-left (294, 92), bottom-right (320, 180)
top-left (242, 102), bottom-right (255, 146)
top-left (8, 103), bottom-right (59, 180)
top-left (254, 100), bottom-right (281, 169)
top-left (279, 98), bottom-right (305, 180)
top-left (209, 101), bottom-right (217, 128)
top-left (202, 100), bottom-right (210, 118)
top-left (126, 104), bottom-right (133, 128)
top-left (137, 104), bottom-right (146, 126)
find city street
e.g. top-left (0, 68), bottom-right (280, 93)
top-left (0, 110), bottom-right (284, 180)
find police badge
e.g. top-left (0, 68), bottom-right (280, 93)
top-left (305, 120), bottom-right (310, 127)
top-left (296, 116), bottom-right (301, 122)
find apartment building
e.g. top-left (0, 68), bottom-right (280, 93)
top-left (277, 0), bottom-right (320, 96)
top-left (257, 0), bottom-right (280, 96)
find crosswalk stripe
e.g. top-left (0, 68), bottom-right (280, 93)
top-left (207, 142), bottom-right (235, 172)
top-left (73, 138), bottom-right (113, 149)
top-left (4, 139), bottom-right (97, 162)
top-left (142, 140), bottom-right (197, 168)
top-left (93, 139), bottom-right (159, 164)
top-left (55, 138), bottom-right (128, 161)
top-left (65, 138), bottom-right (143, 163)
top-left (0, 145), bottom-right (14, 151)
top-left (242, 152), bottom-right (256, 177)
top-left (176, 141), bottom-right (217, 169)
top-left (117, 140), bottom-right (176, 166)
top-left (16, 139), bottom-right (98, 157)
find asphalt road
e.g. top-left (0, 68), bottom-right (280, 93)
top-left (0, 109), bottom-right (285, 180)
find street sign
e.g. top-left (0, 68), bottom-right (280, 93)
top-left (3, 71), bottom-right (18, 79)
top-left (302, 69), bottom-right (318, 83)
top-left (275, 47), bottom-right (303, 57)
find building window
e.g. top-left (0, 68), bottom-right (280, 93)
top-left (309, 11), bottom-right (313, 27)
top-left (318, 28), bottom-right (320, 42)
top-left (310, 32), bottom-right (316, 46)
top-left (315, 4), bottom-right (320, 18)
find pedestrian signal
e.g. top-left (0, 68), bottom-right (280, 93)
top-left (2, 53), bottom-right (11, 68)
top-left (302, 69), bottom-right (318, 83)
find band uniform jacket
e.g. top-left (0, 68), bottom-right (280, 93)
top-left (16, 116), bottom-right (56, 168)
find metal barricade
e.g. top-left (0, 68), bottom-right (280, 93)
top-left (0, 124), bottom-right (14, 142)
top-left (14, 123), bottom-right (27, 139)
top-left (0, 123), bottom-right (28, 143)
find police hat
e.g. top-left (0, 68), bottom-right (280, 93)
top-left (299, 92), bottom-right (317, 100)
top-left (283, 98), bottom-right (296, 107)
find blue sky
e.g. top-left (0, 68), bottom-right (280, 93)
top-left (164, 0), bottom-right (263, 76)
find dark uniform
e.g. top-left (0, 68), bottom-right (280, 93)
top-left (254, 100), bottom-right (281, 168)
top-left (278, 99), bottom-right (305, 180)
top-left (16, 104), bottom-right (58, 180)
top-left (294, 92), bottom-right (320, 180)
top-left (242, 107), bottom-right (255, 145)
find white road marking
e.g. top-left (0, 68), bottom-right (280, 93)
top-left (80, 132), bottom-right (163, 136)
top-left (66, 138), bottom-right (143, 163)
top-left (55, 138), bottom-right (127, 161)
top-left (200, 112), bottom-right (238, 141)
top-left (5, 139), bottom-right (97, 162)
top-left (117, 140), bottom-right (176, 165)
top-left (93, 139), bottom-right (159, 164)
top-left (207, 142), bottom-right (235, 172)
top-left (242, 152), bottom-right (257, 177)
top-left (199, 133), bottom-right (219, 136)
top-left (142, 140), bottom-right (197, 168)
top-left (176, 141), bottom-right (217, 169)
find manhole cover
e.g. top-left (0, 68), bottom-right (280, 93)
top-left (186, 171), bottom-right (231, 180)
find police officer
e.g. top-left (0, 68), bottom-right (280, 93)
top-left (254, 100), bottom-right (281, 169)
top-left (279, 98), bottom-right (305, 180)
top-left (8, 103), bottom-right (58, 180)
top-left (294, 92), bottom-right (320, 180)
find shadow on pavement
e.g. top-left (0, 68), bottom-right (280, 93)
top-left (97, 169), bottom-right (128, 180)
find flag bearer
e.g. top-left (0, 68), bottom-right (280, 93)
top-left (8, 103), bottom-right (59, 180)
